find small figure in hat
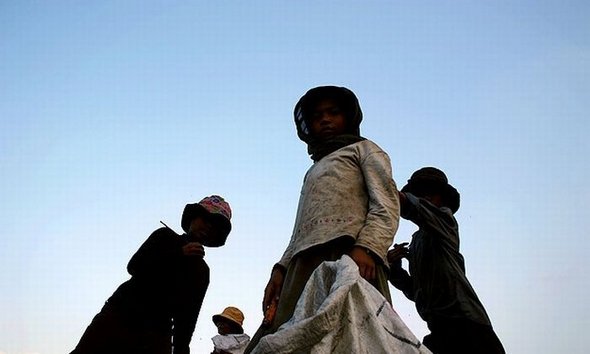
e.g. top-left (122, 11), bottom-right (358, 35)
top-left (210, 306), bottom-right (250, 354)
top-left (245, 86), bottom-right (400, 353)
top-left (70, 195), bottom-right (233, 354)
top-left (387, 167), bottom-right (505, 354)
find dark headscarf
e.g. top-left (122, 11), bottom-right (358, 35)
top-left (401, 167), bottom-right (461, 214)
top-left (294, 86), bottom-right (365, 161)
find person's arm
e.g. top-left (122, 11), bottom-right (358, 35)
top-left (277, 178), bottom-right (308, 270)
top-left (401, 192), bottom-right (458, 246)
top-left (264, 180), bottom-right (305, 317)
top-left (127, 228), bottom-right (183, 277)
top-left (352, 149), bottom-right (400, 279)
top-left (387, 243), bottom-right (414, 300)
top-left (262, 263), bottom-right (285, 324)
top-left (389, 266), bottom-right (414, 301)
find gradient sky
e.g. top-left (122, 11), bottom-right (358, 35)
top-left (1, 1), bottom-right (588, 353)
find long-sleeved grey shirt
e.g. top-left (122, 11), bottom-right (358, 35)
top-left (390, 193), bottom-right (492, 326)
top-left (279, 139), bottom-right (400, 267)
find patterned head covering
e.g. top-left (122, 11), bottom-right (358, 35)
top-left (198, 195), bottom-right (232, 220)
top-left (181, 195), bottom-right (232, 247)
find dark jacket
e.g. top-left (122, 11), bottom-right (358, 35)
top-left (389, 194), bottom-right (491, 326)
top-left (107, 227), bottom-right (209, 353)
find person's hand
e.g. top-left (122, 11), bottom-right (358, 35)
top-left (182, 242), bottom-right (205, 257)
top-left (349, 246), bottom-right (376, 281)
top-left (387, 242), bottom-right (409, 267)
top-left (262, 266), bottom-right (284, 323)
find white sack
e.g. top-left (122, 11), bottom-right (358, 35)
top-left (251, 255), bottom-right (431, 354)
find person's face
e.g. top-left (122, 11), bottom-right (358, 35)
top-left (309, 99), bottom-right (347, 140)
top-left (215, 319), bottom-right (235, 335)
top-left (423, 193), bottom-right (444, 208)
top-left (188, 215), bottom-right (217, 244)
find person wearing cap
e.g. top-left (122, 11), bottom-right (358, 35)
top-left (210, 306), bottom-right (250, 354)
top-left (387, 168), bottom-right (505, 354)
top-left (70, 195), bottom-right (233, 354)
top-left (245, 86), bottom-right (400, 353)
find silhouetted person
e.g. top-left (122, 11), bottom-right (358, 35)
top-left (70, 195), bottom-right (233, 354)
top-left (388, 168), bottom-right (505, 354)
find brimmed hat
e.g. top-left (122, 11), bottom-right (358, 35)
top-left (401, 167), bottom-right (460, 214)
top-left (294, 86), bottom-right (363, 143)
top-left (181, 195), bottom-right (232, 247)
top-left (212, 306), bottom-right (244, 334)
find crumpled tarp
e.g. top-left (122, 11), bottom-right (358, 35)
top-left (251, 255), bottom-right (431, 354)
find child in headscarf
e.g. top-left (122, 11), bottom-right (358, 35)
top-left (245, 86), bottom-right (400, 353)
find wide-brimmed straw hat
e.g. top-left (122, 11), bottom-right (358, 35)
top-left (181, 195), bottom-right (232, 247)
top-left (401, 167), bottom-right (460, 214)
top-left (212, 306), bottom-right (244, 334)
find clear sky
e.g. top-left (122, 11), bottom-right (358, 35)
top-left (1, 1), bottom-right (588, 353)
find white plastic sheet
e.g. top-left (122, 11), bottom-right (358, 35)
top-left (251, 255), bottom-right (431, 354)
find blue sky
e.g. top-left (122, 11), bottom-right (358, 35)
top-left (1, 1), bottom-right (588, 353)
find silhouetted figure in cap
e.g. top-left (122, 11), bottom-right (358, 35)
top-left (388, 168), bottom-right (505, 354)
top-left (70, 195), bottom-right (233, 354)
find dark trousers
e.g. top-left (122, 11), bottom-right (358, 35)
top-left (423, 317), bottom-right (505, 354)
top-left (70, 302), bottom-right (171, 354)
